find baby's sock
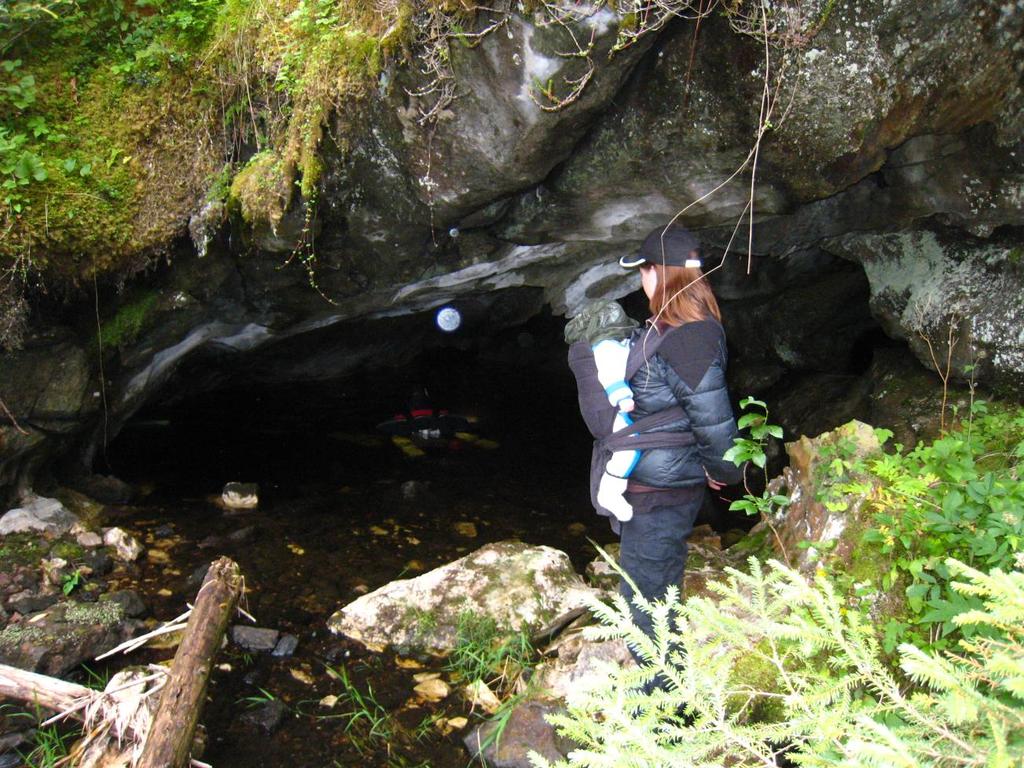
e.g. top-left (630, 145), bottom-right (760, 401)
top-left (597, 472), bottom-right (633, 521)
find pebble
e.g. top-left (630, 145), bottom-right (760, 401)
top-left (454, 521), bottom-right (477, 538)
top-left (272, 634), bottom-right (299, 657)
top-left (369, 526), bottom-right (389, 536)
top-left (232, 626), bottom-right (280, 652)
top-left (319, 695), bottom-right (339, 708)
top-left (289, 667), bottom-right (315, 685)
top-left (413, 677), bottom-right (450, 701)
top-left (239, 700), bottom-right (286, 734)
top-left (76, 531), bottom-right (103, 548)
top-left (146, 549), bottom-right (170, 564)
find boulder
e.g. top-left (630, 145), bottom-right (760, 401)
top-left (755, 421), bottom-right (883, 575)
top-left (0, 496), bottom-right (77, 536)
top-left (0, 599), bottom-right (134, 677)
top-left (328, 540), bottom-right (601, 655)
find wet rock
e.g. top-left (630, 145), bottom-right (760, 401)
top-left (413, 676), bottom-right (450, 702)
top-left (103, 527), bottom-right (143, 562)
top-left (81, 549), bottom-right (113, 577)
top-left (231, 626), bottom-right (280, 652)
top-left (463, 679), bottom-right (501, 714)
top-left (271, 634), bottom-right (299, 657)
top-left (239, 700), bottom-right (288, 735)
top-left (0, 599), bottom-right (133, 676)
top-left (186, 563), bottom-right (211, 590)
top-left (6, 589), bottom-right (59, 615)
top-left (101, 589), bottom-right (147, 618)
top-left (328, 540), bottom-right (601, 656)
top-left (227, 525), bottom-right (256, 543)
top-left (71, 475), bottom-right (135, 505)
top-left (221, 482), bottom-right (258, 510)
top-left (464, 699), bottom-right (570, 768)
top-left (0, 496), bottom-right (77, 536)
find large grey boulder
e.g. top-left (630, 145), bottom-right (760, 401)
top-left (0, 497), bottom-right (77, 536)
top-left (328, 540), bottom-right (601, 655)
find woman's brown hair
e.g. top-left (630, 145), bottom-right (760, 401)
top-left (645, 260), bottom-right (721, 326)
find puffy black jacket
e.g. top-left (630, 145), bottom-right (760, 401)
top-left (627, 319), bottom-right (742, 488)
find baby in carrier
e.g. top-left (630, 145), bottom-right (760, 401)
top-left (564, 300), bottom-right (640, 522)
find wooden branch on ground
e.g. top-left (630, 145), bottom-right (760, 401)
top-left (0, 663), bottom-right (93, 714)
top-left (137, 556), bottom-right (242, 768)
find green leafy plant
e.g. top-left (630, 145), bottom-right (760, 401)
top-left (858, 404), bottom-right (1024, 651)
top-left (60, 568), bottom-right (83, 595)
top-left (724, 396), bottom-right (790, 517)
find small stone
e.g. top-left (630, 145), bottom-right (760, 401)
top-left (464, 680), bottom-right (501, 714)
top-left (157, 589), bottom-right (173, 597)
top-left (232, 626), bottom-right (280, 652)
top-left (103, 528), bottom-right (143, 562)
top-left (221, 482), bottom-right (258, 510)
top-left (453, 521), bottom-right (477, 538)
top-left (395, 657), bottom-right (424, 669)
top-left (412, 671), bottom-right (441, 683)
top-left (217, 663), bottom-right (233, 672)
top-left (76, 531), bottom-right (103, 548)
top-left (289, 667), bottom-right (315, 685)
top-left (286, 543), bottom-right (305, 555)
top-left (369, 526), bottom-right (389, 536)
top-left (319, 694), bottom-right (339, 708)
top-left (240, 700), bottom-right (287, 734)
top-left (272, 634), bottom-right (299, 657)
top-left (414, 677), bottom-right (450, 701)
top-left (403, 560), bottom-right (425, 571)
top-left (447, 716), bottom-right (468, 730)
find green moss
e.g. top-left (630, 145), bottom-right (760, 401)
top-left (727, 528), bottom-right (772, 563)
top-left (98, 291), bottom-right (159, 349)
top-left (0, 624), bottom-right (48, 650)
top-left (726, 639), bottom-right (786, 723)
top-left (0, 533), bottom-right (45, 567)
top-left (64, 600), bottom-right (123, 625)
top-left (49, 540), bottom-right (85, 562)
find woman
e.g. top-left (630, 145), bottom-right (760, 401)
top-left (616, 223), bottom-right (742, 679)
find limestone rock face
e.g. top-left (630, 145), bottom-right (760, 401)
top-left (327, 540), bottom-right (600, 655)
top-left (825, 228), bottom-right (1024, 395)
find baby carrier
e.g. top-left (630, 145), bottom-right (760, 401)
top-left (567, 328), bottom-right (696, 520)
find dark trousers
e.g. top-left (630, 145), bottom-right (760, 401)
top-left (617, 497), bottom-right (702, 689)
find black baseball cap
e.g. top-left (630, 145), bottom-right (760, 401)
top-left (619, 225), bottom-right (701, 268)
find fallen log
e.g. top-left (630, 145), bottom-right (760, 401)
top-left (137, 556), bottom-right (242, 768)
top-left (0, 663), bottom-right (94, 715)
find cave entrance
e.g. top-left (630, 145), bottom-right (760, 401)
top-left (89, 266), bottom-right (918, 767)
